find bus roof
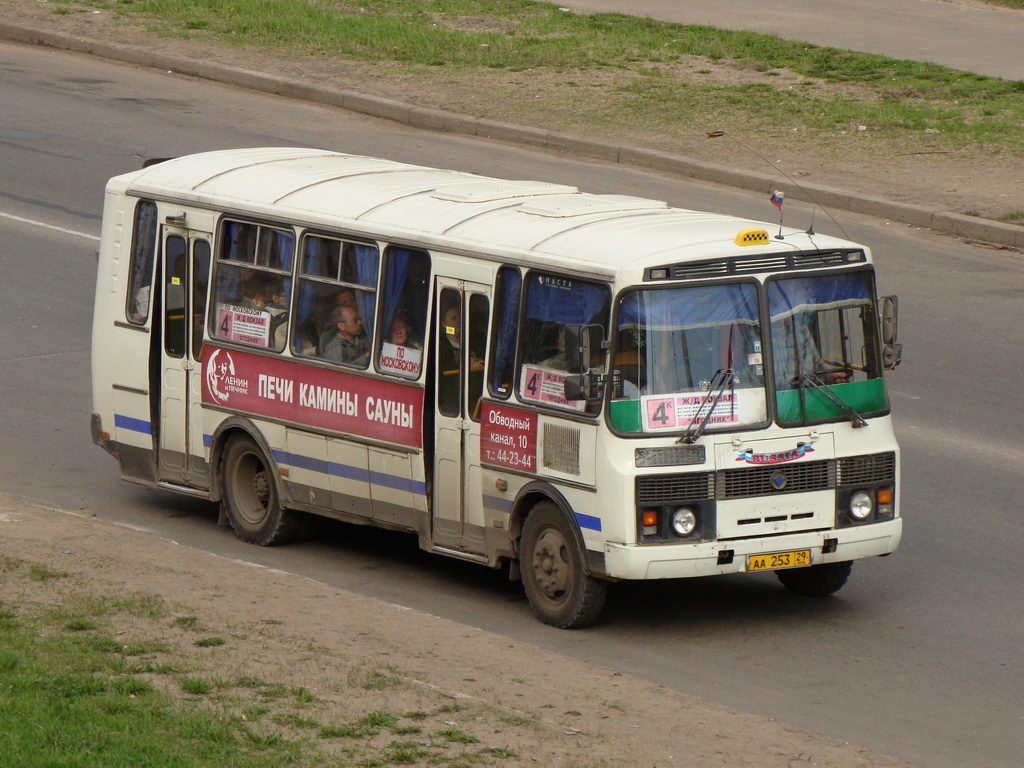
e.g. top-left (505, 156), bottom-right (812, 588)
top-left (118, 147), bottom-right (862, 280)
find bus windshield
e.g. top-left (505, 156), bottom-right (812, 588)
top-left (610, 282), bottom-right (767, 433)
top-left (768, 270), bottom-right (888, 425)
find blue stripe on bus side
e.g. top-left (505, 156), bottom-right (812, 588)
top-left (114, 414), bottom-right (152, 435)
top-left (482, 494), bottom-right (513, 515)
top-left (574, 512), bottom-right (602, 531)
top-left (269, 449), bottom-right (427, 497)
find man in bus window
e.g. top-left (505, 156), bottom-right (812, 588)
top-left (539, 325), bottom-right (570, 371)
top-left (387, 312), bottom-right (421, 350)
top-left (323, 305), bottom-right (369, 366)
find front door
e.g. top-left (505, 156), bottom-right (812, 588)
top-left (157, 226), bottom-right (211, 485)
top-left (432, 278), bottom-right (489, 552)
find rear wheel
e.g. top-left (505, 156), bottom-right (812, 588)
top-left (221, 434), bottom-right (300, 546)
top-left (776, 561), bottom-right (852, 596)
top-left (520, 502), bottom-right (607, 628)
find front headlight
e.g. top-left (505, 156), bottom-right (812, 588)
top-left (849, 490), bottom-right (874, 521)
top-left (671, 507), bottom-right (697, 536)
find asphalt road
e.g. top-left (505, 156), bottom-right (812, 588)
top-left (552, 0), bottom-right (1024, 80)
top-left (2, 42), bottom-right (1022, 768)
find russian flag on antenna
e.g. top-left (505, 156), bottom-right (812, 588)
top-left (770, 190), bottom-right (784, 210)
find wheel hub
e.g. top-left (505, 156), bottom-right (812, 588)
top-left (532, 528), bottom-right (571, 600)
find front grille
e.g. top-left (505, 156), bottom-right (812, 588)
top-left (717, 459), bottom-right (835, 499)
top-left (637, 472), bottom-right (714, 504)
top-left (838, 452), bottom-right (895, 487)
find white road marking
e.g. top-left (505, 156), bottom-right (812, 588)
top-left (0, 210), bottom-right (100, 241)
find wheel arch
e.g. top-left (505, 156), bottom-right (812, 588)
top-left (207, 416), bottom-right (286, 505)
top-left (509, 481), bottom-right (606, 578)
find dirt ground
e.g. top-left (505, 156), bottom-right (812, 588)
top-left (0, 495), bottom-right (920, 767)
top-left (2, 0), bottom-right (1023, 224)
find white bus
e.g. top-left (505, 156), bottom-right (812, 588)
top-left (91, 147), bottom-right (902, 628)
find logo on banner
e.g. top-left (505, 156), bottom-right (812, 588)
top-left (735, 443), bottom-right (814, 465)
top-left (206, 349), bottom-right (247, 403)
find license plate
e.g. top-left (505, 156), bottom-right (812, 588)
top-left (746, 549), bottom-right (812, 572)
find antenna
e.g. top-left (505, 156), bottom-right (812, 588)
top-left (705, 131), bottom-right (849, 241)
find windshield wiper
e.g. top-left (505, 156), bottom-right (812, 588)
top-left (680, 369), bottom-right (735, 444)
top-left (798, 372), bottom-right (868, 428)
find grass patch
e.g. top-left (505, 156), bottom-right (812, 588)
top-left (72, 0), bottom-right (1024, 156)
top-left (194, 636), bottom-right (225, 647)
top-left (436, 726), bottom-right (479, 744)
top-left (350, 664), bottom-right (402, 691)
top-left (180, 676), bottom-right (215, 695)
top-left (359, 710), bottom-right (398, 729)
top-left (122, 639), bottom-right (170, 656)
top-left (0, 614), bottom-right (312, 766)
top-left (28, 564), bottom-right (69, 581)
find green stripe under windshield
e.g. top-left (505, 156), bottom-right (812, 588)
top-left (776, 378), bottom-right (888, 424)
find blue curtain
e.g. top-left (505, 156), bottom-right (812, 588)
top-left (379, 248), bottom-right (412, 341)
top-left (352, 243), bottom-right (379, 339)
top-left (274, 230), bottom-right (295, 272)
top-left (617, 283), bottom-right (760, 330)
top-left (524, 274), bottom-right (609, 325)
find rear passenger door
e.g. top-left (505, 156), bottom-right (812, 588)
top-left (157, 222), bottom-right (211, 486)
top-left (432, 279), bottom-right (489, 554)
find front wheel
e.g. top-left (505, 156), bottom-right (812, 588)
top-left (221, 434), bottom-right (300, 546)
top-left (520, 502), bottom-right (607, 629)
top-left (776, 561), bottom-right (852, 596)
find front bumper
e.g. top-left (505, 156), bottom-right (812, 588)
top-left (603, 517), bottom-right (902, 580)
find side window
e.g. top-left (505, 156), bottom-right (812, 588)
top-left (163, 235), bottom-right (188, 358)
top-left (126, 200), bottom-right (158, 324)
top-left (467, 293), bottom-right (489, 421)
top-left (292, 234), bottom-right (379, 368)
top-left (438, 288), bottom-right (462, 418)
top-left (211, 221), bottom-right (294, 351)
top-left (487, 265), bottom-right (521, 399)
top-left (375, 247), bottom-right (431, 379)
top-left (517, 272), bottom-right (611, 415)
top-left (191, 240), bottom-right (211, 361)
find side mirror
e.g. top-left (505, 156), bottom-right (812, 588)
top-left (563, 373), bottom-right (604, 402)
top-left (563, 324), bottom-right (605, 375)
top-left (563, 325), bottom-right (585, 375)
top-left (564, 374), bottom-right (586, 401)
top-left (882, 342), bottom-right (903, 370)
top-left (878, 296), bottom-right (901, 369)
top-left (879, 295), bottom-right (899, 346)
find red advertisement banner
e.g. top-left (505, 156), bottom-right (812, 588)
top-left (480, 402), bottom-right (538, 473)
top-left (202, 346), bottom-right (424, 448)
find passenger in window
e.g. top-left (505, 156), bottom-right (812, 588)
top-left (334, 288), bottom-right (357, 310)
top-left (387, 312), bottom-right (420, 350)
top-left (131, 284), bottom-right (151, 322)
top-left (539, 325), bottom-right (570, 371)
top-left (441, 305), bottom-right (483, 374)
top-left (322, 305), bottom-right (370, 366)
top-left (240, 277), bottom-right (269, 311)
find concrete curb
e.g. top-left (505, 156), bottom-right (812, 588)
top-left (5, 21), bottom-right (1023, 250)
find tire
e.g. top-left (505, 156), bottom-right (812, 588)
top-left (221, 435), bottom-right (300, 546)
top-left (520, 502), bottom-right (607, 629)
top-left (776, 560), bottom-right (852, 596)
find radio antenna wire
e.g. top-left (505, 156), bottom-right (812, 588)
top-left (705, 131), bottom-right (848, 240)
